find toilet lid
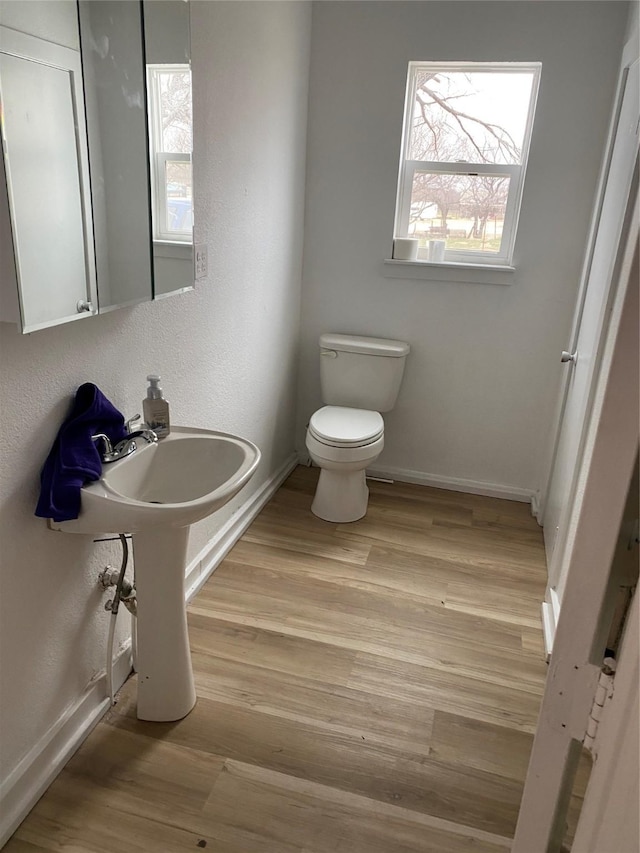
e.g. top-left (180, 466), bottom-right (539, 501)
top-left (309, 406), bottom-right (384, 446)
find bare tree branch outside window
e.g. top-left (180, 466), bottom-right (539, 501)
top-left (403, 69), bottom-right (536, 254)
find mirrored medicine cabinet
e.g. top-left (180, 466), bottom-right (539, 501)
top-left (0, 0), bottom-right (193, 334)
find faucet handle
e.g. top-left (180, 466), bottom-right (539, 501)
top-left (91, 433), bottom-right (115, 461)
top-left (125, 413), bottom-right (142, 434)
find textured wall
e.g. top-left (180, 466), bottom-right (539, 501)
top-left (297, 1), bottom-right (628, 497)
top-left (0, 0), bottom-right (311, 779)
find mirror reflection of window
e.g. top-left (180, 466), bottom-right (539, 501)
top-left (147, 65), bottom-right (193, 244)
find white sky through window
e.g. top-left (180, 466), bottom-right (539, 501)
top-left (410, 71), bottom-right (536, 164)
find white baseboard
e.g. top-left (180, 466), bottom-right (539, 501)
top-left (541, 602), bottom-right (555, 660)
top-left (365, 463), bottom-right (534, 504)
top-left (0, 641), bottom-right (132, 848)
top-left (297, 451), bottom-right (535, 505)
top-left (541, 587), bottom-right (561, 660)
top-left (530, 492), bottom-right (543, 525)
top-left (184, 453), bottom-right (298, 602)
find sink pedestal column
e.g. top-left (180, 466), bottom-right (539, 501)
top-left (133, 526), bottom-right (196, 721)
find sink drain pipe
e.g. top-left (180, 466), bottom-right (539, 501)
top-left (104, 533), bottom-right (131, 705)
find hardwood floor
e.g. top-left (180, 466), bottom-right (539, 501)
top-left (7, 466), bottom-right (588, 851)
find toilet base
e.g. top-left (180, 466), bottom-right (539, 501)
top-left (311, 467), bottom-right (369, 523)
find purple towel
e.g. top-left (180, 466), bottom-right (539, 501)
top-left (35, 383), bottom-right (128, 522)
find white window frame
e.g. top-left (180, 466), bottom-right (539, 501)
top-left (394, 61), bottom-right (541, 267)
top-left (146, 63), bottom-right (192, 245)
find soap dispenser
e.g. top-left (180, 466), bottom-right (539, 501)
top-left (143, 375), bottom-right (170, 438)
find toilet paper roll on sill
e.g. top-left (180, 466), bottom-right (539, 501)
top-left (392, 237), bottom-right (419, 261)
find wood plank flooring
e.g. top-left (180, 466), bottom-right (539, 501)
top-left (6, 466), bottom-right (588, 851)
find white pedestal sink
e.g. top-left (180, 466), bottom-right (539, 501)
top-left (50, 426), bottom-right (260, 721)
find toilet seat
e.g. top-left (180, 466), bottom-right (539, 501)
top-left (308, 406), bottom-right (384, 447)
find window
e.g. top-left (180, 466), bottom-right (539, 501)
top-left (394, 62), bottom-right (540, 266)
top-left (147, 64), bottom-right (193, 243)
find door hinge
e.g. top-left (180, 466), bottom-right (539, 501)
top-left (583, 657), bottom-right (616, 755)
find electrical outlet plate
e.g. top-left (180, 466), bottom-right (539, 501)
top-left (195, 243), bottom-right (208, 280)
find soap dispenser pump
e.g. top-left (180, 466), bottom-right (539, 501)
top-left (143, 374), bottom-right (170, 438)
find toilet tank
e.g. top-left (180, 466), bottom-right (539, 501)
top-left (319, 333), bottom-right (410, 412)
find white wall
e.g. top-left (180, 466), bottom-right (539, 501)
top-left (0, 0), bottom-right (311, 819)
top-left (297, 0), bottom-right (629, 498)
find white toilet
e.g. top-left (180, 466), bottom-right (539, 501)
top-left (305, 333), bottom-right (410, 523)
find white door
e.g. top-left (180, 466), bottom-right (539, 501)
top-left (543, 57), bottom-right (639, 593)
top-left (512, 182), bottom-right (638, 853)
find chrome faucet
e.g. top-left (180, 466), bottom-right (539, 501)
top-left (113, 428), bottom-right (158, 458)
top-left (92, 422), bottom-right (158, 463)
top-left (91, 433), bottom-right (115, 459)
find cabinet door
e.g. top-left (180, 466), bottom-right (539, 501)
top-left (0, 27), bottom-right (97, 333)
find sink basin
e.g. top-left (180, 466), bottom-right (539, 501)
top-left (50, 426), bottom-right (260, 534)
top-left (50, 425), bottom-right (260, 723)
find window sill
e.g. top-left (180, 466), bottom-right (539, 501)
top-left (153, 241), bottom-right (192, 261)
top-left (383, 258), bottom-right (515, 285)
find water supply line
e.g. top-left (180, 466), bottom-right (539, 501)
top-left (105, 607), bottom-right (118, 706)
top-left (101, 534), bottom-right (134, 705)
